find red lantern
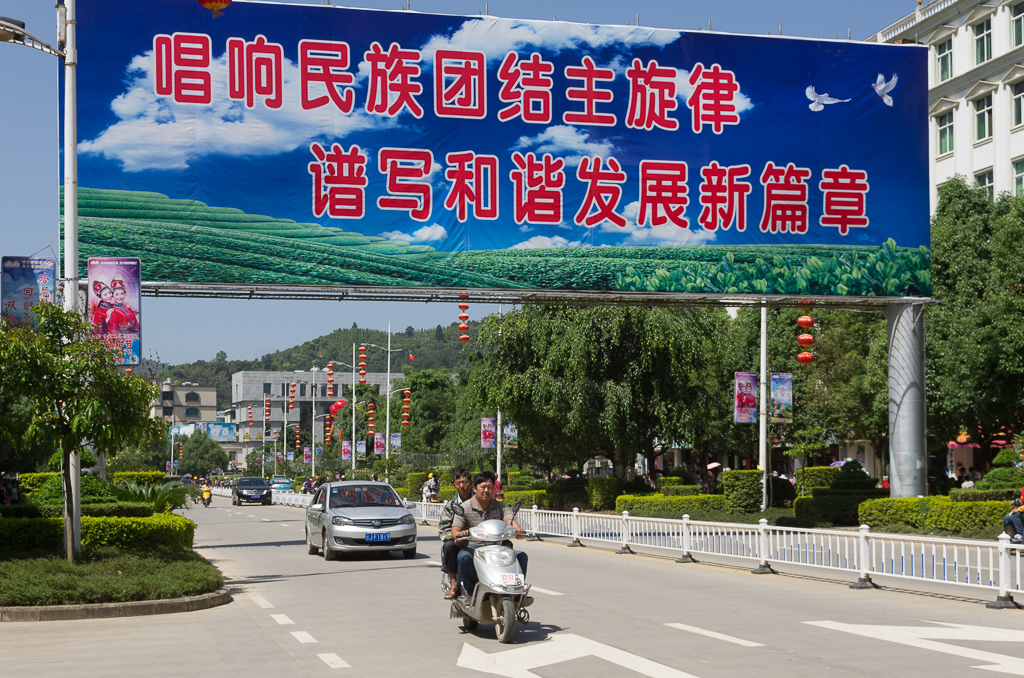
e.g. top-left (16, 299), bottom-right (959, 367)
top-left (404, 390), bottom-right (411, 396)
top-left (797, 352), bottom-right (815, 365)
top-left (359, 346), bottom-right (366, 353)
top-left (359, 369), bottom-right (367, 377)
top-left (368, 416), bottom-right (375, 423)
top-left (359, 361), bottom-right (367, 368)
top-left (459, 323), bottom-right (470, 332)
top-left (197, 0), bottom-right (231, 18)
top-left (459, 334), bottom-right (470, 343)
top-left (797, 334), bottom-right (815, 348)
top-left (797, 316), bottom-right (814, 329)
top-left (402, 405), bottom-right (410, 412)
top-left (401, 420), bottom-right (410, 427)
top-left (124, 368), bottom-right (133, 374)
top-left (359, 378), bottom-right (366, 384)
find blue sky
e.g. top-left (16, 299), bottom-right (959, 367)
top-left (1, 0), bottom-right (924, 364)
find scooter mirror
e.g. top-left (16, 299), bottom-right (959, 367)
top-left (512, 501), bottom-right (522, 514)
top-left (450, 501), bottom-right (466, 517)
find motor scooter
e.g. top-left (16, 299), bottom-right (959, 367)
top-left (447, 501), bottom-right (532, 643)
top-left (201, 487), bottom-right (212, 507)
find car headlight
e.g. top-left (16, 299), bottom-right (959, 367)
top-left (398, 514), bottom-right (415, 525)
top-left (476, 546), bottom-right (516, 567)
top-left (332, 516), bottom-right (355, 526)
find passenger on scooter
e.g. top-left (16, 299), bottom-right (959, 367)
top-left (451, 472), bottom-right (527, 599)
top-left (439, 469), bottom-right (474, 599)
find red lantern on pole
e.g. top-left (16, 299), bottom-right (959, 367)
top-left (797, 334), bottom-right (815, 348)
top-left (797, 316), bottom-right (814, 329)
top-left (797, 352), bottom-right (815, 365)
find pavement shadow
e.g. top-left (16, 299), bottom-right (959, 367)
top-left (459, 622), bottom-right (564, 644)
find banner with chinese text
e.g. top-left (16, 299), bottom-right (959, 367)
top-left (374, 432), bottom-right (385, 455)
top-left (503, 423), bottom-right (518, 449)
top-left (69, 0), bottom-right (929, 299)
top-left (734, 372), bottom-right (758, 424)
top-left (481, 418), bottom-right (497, 449)
top-left (391, 432), bottom-right (401, 450)
top-left (87, 257), bottom-right (141, 365)
top-left (1, 257), bottom-right (56, 325)
top-left (770, 372), bottom-right (793, 424)
top-left (356, 440), bottom-right (366, 459)
top-left (342, 440), bottom-right (352, 460)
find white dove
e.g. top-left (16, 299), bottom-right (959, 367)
top-left (805, 85), bottom-right (850, 112)
top-left (872, 73), bottom-right (898, 107)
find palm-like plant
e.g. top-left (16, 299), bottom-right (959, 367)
top-left (113, 480), bottom-right (191, 513)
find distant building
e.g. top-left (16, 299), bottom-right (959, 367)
top-left (151, 379), bottom-right (217, 425)
top-left (868, 0), bottom-right (1024, 208)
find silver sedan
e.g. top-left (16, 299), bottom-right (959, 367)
top-left (304, 481), bottom-right (417, 560)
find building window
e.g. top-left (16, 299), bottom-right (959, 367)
top-left (1015, 82), bottom-right (1024, 128)
top-left (162, 391), bottom-right (173, 402)
top-left (1015, 160), bottom-right (1024, 196)
top-left (975, 19), bottom-right (992, 64)
top-left (938, 111), bottom-right (954, 154)
top-left (163, 406), bottom-right (173, 416)
top-left (321, 384), bottom-right (327, 398)
top-left (1015, 3), bottom-right (1024, 48)
top-left (185, 407), bottom-right (200, 417)
top-left (185, 391), bottom-right (200, 403)
top-left (300, 383), bottom-right (306, 397)
top-left (936, 39), bottom-right (952, 82)
top-left (976, 171), bottom-right (994, 200)
top-left (263, 382), bottom-right (271, 395)
top-left (975, 95), bottom-right (993, 141)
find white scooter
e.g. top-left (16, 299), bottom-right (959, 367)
top-left (448, 501), bottom-right (533, 643)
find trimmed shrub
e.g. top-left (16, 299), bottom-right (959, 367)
top-left (0, 517), bottom-right (65, 551)
top-left (656, 476), bottom-right (688, 490)
top-left (722, 470), bottom-right (763, 513)
top-left (0, 513), bottom-right (196, 552)
top-left (924, 498), bottom-right (1008, 533)
top-left (858, 497), bottom-right (935, 528)
top-left (507, 471), bottom-right (521, 486)
top-left (112, 471), bottom-right (167, 486)
top-left (615, 493), bottom-right (731, 517)
top-left (393, 487), bottom-right (410, 500)
top-left (794, 466), bottom-right (841, 496)
top-left (348, 469), bottom-right (373, 481)
top-left (663, 485), bottom-right (701, 496)
top-left (793, 495), bottom-right (866, 526)
top-left (406, 472), bottom-right (428, 495)
top-left (25, 474), bottom-right (116, 506)
top-left (975, 467), bottom-right (1024, 490)
top-left (0, 502), bottom-right (153, 519)
top-left (992, 447), bottom-right (1021, 467)
top-left (438, 486), bottom-right (457, 502)
top-left (586, 478), bottom-right (619, 511)
top-left (17, 473), bottom-right (58, 496)
top-left (950, 488), bottom-right (1019, 502)
top-left (503, 490), bottom-right (549, 509)
top-left (811, 487), bottom-right (889, 499)
top-left (771, 476), bottom-right (797, 507)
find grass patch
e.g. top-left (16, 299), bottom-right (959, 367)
top-left (0, 546), bottom-right (223, 607)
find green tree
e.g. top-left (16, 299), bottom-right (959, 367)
top-left (179, 430), bottom-right (229, 477)
top-left (108, 423), bottom-right (172, 474)
top-left (0, 302), bottom-right (159, 560)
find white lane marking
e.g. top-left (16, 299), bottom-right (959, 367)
top-left (281, 523), bottom-right (290, 527)
top-left (665, 623), bottom-right (764, 647)
top-left (291, 631), bottom-right (318, 644)
top-left (318, 653), bottom-right (351, 669)
top-left (422, 559), bottom-right (443, 567)
top-left (247, 514), bottom-right (256, 518)
top-left (458, 634), bottom-right (697, 677)
top-left (262, 518), bottom-right (271, 522)
top-left (271, 614), bottom-right (294, 625)
top-left (247, 593), bottom-right (274, 609)
top-left (529, 586), bottom-right (564, 596)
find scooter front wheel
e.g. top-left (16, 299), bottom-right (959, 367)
top-left (495, 597), bottom-right (516, 643)
top-left (461, 615), bottom-right (478, 631)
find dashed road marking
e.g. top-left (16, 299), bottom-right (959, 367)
top-left (262, 518), bottom-right (271, 522)
top-left (247, 515), bottom-right (256, 518)
top-left (318, 653), bottom-right (350, 668)
top-left (530, 586), bottom-right (564, 596)
top-left (291, 631), bottom-right (317, 644)
top-left (665, 622), bottom-right (764, 647)
top-left (271, 614), bottom-right (294, 625)
top-left (247, 593), bottom-right (274, 609)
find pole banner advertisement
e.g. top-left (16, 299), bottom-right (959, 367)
top-left (87, 257), bottom-right (141, 365)
top-left (374, 432), bottom-right (385, 455)
top-left (342, 440), bottom-right (352, 460)
top-left (503, 423), bottom-right (518, 449)
top-left (481, 418), bottom-right (496, 449)
top-left (356, 440), bottom-right (366, 458)
top-left (390, 432), bottom-right (401, 450)
top-left (287, 450), bottom-right (294, 461)
top-left (770, 372), bottom-right (793, 424)
top-left (1, 256), bottom-right (56, 326)
top-left (276, 450), bottom-right (283, 460)
top-left (303, 446), bottom-right (311, 463)
top-left (734, 372), bottom-right (758, 423)
top-left (68, 0), bottom-right (929, 299)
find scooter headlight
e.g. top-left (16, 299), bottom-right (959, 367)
top-left (501, 525), bottom-right (517, 540)
top-left (469, 526), bottom-right (490, 540)
top-left (476, 546), bottom-right (516, 567)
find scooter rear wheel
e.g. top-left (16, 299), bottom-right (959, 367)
top-left (495, 598), bottom-right (516, 643)
top-left (461, 616), bottom-right (478, 631)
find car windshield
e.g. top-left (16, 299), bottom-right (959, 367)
top-left (238, 478), bottom-right (270, 488)
top-left (328, 484), bottom-right (401, 509)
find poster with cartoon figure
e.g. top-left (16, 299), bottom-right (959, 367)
top-left (734, 372), bottom-right (758, 423)
top-left (87, 257), bottom-right (141, 365)
top-left (770, 373), bottom-right (793, 424)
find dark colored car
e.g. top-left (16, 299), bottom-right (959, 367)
top-left (232, 477), bottom-right (273, 505)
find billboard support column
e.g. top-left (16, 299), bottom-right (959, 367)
top-left (62, 0), bottom-right (79, 317)
top-left (886, 302), bottom-right (927, 498)
top-left (759, 303), bottom-right (768, 511)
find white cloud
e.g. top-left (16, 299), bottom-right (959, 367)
top-left (513, 125), bottom-right (615, 167)
top-left (599, 200), bottom-right (718, 246)
top-left (518, 224), bottom-right (534, 233)
top-left (672, 68), bottom-right (754, 116)
top-left (79, 49), bottom-right (393, 171)
top-left (379, 224), bottom-right (448, 243)
top-left (510, 235), bottom-right (583, 249)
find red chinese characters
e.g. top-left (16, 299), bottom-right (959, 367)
top-left (227, 35), bottom-right (284, 109)
top-left (509, 152), bottom-right (565, 224)
top-left (377, 148), bottom-right (434, 222)
top-left (687, 63), bottom-right (740, 134)
top-left (364, 42), bottom-right (424, 118)
top-left (308, 143), bottom-right (368, 219)
top-left (444, 151), bottom-right (498, 221)
top-left (625, 59), bottom-right (679, 131)
top-left (300, 40), bottom-right (355, 112)
top-left (639, 161), bottom-right (689, 228)
top-left (497, 52), bottom-right (554, 124)
top-left (154, 33), bottom-right (212, 104)
top-left (435, 51), bottom-right (487, 119)
top-left (698, 162), bottom-right (752, 232)
top-left (759, 161), bottom-right (812, 234)
top-left (575, 157), bottom-right (626, 227)
top-left (563, 56), bottom-right (617, 127)
top-left (819, 165), bottom-right (870, 235)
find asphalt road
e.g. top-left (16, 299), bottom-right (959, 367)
top-left (6, 500), bottom-right (1024, 677)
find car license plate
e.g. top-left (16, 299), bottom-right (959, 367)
top-left (365, 532), bottom-right (390, 542)
top-left (250, 494), bottom-right (261, 499)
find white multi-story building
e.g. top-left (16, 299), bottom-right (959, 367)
top-left (869, 0), bottom-right (1024, 209)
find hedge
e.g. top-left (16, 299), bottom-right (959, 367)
top-left (810, 487), bottom-right (889, 499)
top-left (924, 498), bottom-right (1009, 533)
top-left (586, 478), bottom-right (619, 511)
top-left (0, 513), bottom-right (196, 552)
top-left (950, 488), bottom-right (1019, 502)
top-left (393, 487), bottom-right (410, 500)
top-left (507, 471), bottom-right (522, 486)
top-left (722, 470), bottom-right (762, 513)
top-left (794, 467), bottom-right (842, 496)
top-left (406, 472), bottom-right (428, 494)
top-left (656, 477), bottom-right (690, 490)
top-left (975, 467), bottom-right (1024, 490)
top-left (17, 473), bottom-right (58, 495)
top-left (663, 485), bottom-right (701, 496)
top-left (793, 495), bottom-right (868, 526)
top-left (858, 497), bottom-right (936, 529)
top-left (0, 502), bottom-right (153, 519)
top-left (112, 471), bottom-right (167, 486)
top-left (503, 490), bottom-right (549, 509)
top-left (614, 494), bottom-right (731, 517)
top-left (26, 474), bottom-right (117, 506)
top-left (438, 486), bottom-right (457, 502)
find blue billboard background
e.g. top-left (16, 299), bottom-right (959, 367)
top-left (66, 0), bottom-right (930, 297)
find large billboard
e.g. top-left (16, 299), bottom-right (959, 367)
top-left (68, 0), bottom-right (929, 298)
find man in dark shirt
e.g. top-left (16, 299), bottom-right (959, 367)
top-left (451, 472), bottom-right (527, 597)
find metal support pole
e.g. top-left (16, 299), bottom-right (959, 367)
top-left (759, 303), bottom-right (768, 512)
top-left (615, 511), bottom-right (634, 554)
top-left (751, 518), bottom-right (774, 574)
top-left (385, 323), bottom-right (392, 477)
top-left (311, 370), bottom-right (317, 479)
top-left (675, 514), bottom-right (695, 563)
top-left (850, 524), bottom-right (878, 589)
top-left (568, 507), bottom-right (583, 547)
top-left (351, 343), bottom-right (356, 472)
top-left (886, 302), bottom-right (927, 498)
top-left (526, 505), bottom-right (542, 541)
top-left (988, 533), bottom-right (1020, 608)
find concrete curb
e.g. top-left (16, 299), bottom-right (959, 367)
top-left (0, 587), bottom-right (232, 623)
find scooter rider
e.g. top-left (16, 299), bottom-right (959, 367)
top-left (451, 472), bottom-right (527, 599)
top-left (440, 469), bottom-right (474, 599)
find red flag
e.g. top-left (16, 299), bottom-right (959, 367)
top-left (409, 353), bottom-right (415, 361)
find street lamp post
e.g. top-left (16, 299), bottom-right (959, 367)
top-left (364, 324), bottom-right (405, 466)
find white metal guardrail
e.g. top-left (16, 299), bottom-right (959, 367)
top-left (407, 503), bottom-right (1024, 608)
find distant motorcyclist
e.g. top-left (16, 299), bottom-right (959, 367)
top-left (439, 470), bottom-right (474, 599)
top-left (421, 473), bottom-right (439, 502)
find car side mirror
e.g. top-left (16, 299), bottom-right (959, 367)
top-left (403, 499), bottom-right (412, 509)
top-left (310, 503), bottom-right (323, 511)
